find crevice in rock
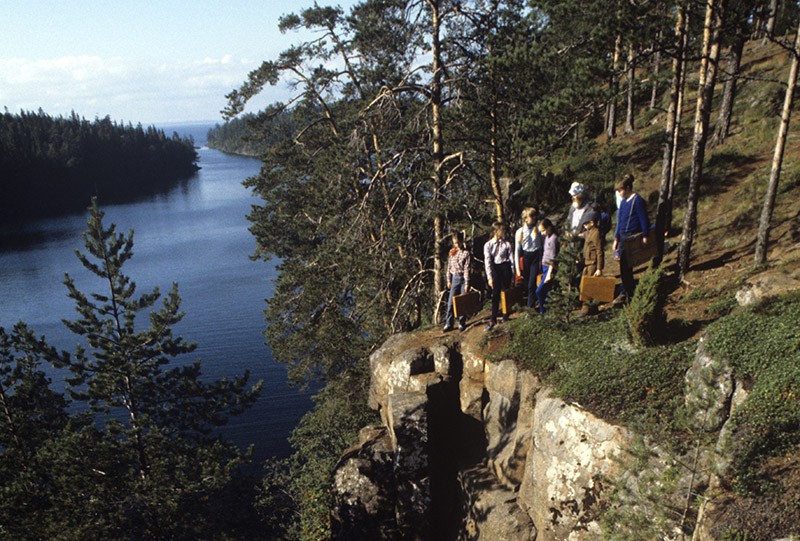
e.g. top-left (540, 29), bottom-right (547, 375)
top-left (426, 346), bottom-right (487, 540)
top-left (410, 349), bottom-right (435, 375)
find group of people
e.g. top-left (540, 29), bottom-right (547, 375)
top-left (442, 173), bottom-right (650, 333)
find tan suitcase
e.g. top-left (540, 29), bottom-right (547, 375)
top-left (501, 286), bottom-right (524, 314)
top-left (579, 275), bottom-right (617, 303)
top-left (453, 290), bottom-right (481, 319)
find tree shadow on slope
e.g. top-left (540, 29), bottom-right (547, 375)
top-left (671, 149), bottom-right (760, 204)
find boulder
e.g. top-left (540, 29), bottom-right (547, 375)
top-left (458, 466), bottom-right (536, 541)
top-left (460, 377), bottom-right (486, 419)
top-left (331, 428), bottom-right (397, 540)
top-left (387, 391), bottom-right (430, 538)
top-left (462, 334), bottom-right (487, 380)
top-left (735, 269), bottom-right (800, 307)
top-left (483, 359), bottom-right (537, 488)
top-left (685, 336), bottom-right (734, 432)
top-left (519, 392), bottom-right (628, 541)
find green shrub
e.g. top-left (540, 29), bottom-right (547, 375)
top-left (624, 264), bottom-right (668, 347)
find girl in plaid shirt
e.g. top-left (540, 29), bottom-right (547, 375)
top-left (443, 231), bottom-right (471, 332)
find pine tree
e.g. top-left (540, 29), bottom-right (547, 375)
top-left (35, 199), bottom-right (263, 539)
top-left (0, 323), bottom-right (71, 538)
top-left (546, 234), bottom-right (584, 324)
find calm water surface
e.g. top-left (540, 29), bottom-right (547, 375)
top-left (0, 122), bottom-right (311, 462)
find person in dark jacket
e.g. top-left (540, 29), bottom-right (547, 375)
top-left (579, 211), bottom-right (604, 315)
top-left (612, 174), bottom-right (650, 301)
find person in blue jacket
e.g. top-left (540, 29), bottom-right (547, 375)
top-left (612, 173), bottom-right (650, 301)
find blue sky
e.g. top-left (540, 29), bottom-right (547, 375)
top-left (0, 1), bottom-right (358, 124)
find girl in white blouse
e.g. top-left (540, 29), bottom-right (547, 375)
top-left (483, 222), bottom-right (515, 331)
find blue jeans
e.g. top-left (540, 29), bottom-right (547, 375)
top-left (536, 264), bottom-right (553, 314)
top-left (444, 275), bottom-right (466, 328)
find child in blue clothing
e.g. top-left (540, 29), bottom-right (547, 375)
top-left (612, 174), bottom-right (650, 301)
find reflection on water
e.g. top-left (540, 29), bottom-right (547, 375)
top-left (0, 127), bottom-right (308, 463)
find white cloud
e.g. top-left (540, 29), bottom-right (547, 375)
top-left (0, 54), bottom-right (289, 122)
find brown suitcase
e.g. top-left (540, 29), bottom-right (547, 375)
top-left (579, 275), bottom-right (617, 303)
top-left (622, 231), bottom-right (656, 268)
top-left (453, 290), bottom-right (481, 319)
top-left (501, 286), bottom-right (524, 314)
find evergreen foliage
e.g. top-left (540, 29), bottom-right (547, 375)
top-left (0, 110), bottom-right (199, 223)
top-left (545, 233), bottom-right (583, 323)
top-left (0, 201), bottom-right (263, 539)
top-left (624, 263), bottom-right (668, 347)
top-left (207, 111), bottom-right (296, 156)
top-left (257, 363), bottom-right (377, 539)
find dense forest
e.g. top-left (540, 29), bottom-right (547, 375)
top-left (224, 0), bottom-right (800, 538)
top-left (2, 0), bottom-right (800, 539)
top-left (0, 110), bottom-right (199, 223)
top-left (206, 112), bottom-right (295, 156)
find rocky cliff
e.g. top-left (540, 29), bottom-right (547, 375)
top-left (330, 324), bottom-right (748, 540)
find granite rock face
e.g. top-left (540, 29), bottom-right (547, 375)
top-left (333, 328), bottom-right (748, 540)
top-left (334, 330), bottom-right (629, 540)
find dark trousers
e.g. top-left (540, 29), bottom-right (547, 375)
top-left (444, 275), bottom-right (466, 329)
top-left (521, 251), bottom-right (541, 308)
top-left (619, 249), bottom-right (636, 300)
top-left (490, 261), bottom-right (513, 324)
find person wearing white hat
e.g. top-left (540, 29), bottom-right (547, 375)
top-left (566, 182), bottom-right (592, 236)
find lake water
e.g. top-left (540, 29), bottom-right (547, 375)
top-left (0, 121), bottom-right (312, 463)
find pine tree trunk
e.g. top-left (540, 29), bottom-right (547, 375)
top-left (678, 0), bottom-right (726, 279)
top-left (755, 21), bottom-right (800, 264)
top-left (650, 37), bottom-right (662, 110)
top-left (655, 3), bottom-right (688, 263)
top-left (712, 31), bottom-right (746, 146)
top-left (667, 8), bottom-right (692, 234)
top-left (766, 0), bottom-right (779, 37)
top-left (429, 0), bottom-right (446, 322)
top-left (625, 43), bottom-right (636, 134)
top-left (490, 102), bottom-right (506, 223)
top-left (608, 34), bottom-right (622, 139)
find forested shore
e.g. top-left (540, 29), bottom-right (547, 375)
top-left (3, 0), bottom-right (800, 538)
top-left (206, 111), bottom-right (294, 157)
top-left (0, 110), bottom-right (199, 224)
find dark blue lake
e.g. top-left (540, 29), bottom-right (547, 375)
top-left (0, 122), bottom-right (311, 463)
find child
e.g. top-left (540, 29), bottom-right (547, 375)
top-left (514, 207), bottom-right (542, 309)
top-left (580, 211), bottom-right (604, 315)
top-left (443, 231), bottom-right (470, 332)
top-left (483, 222), bottom-right (515, 331)
top-left (612, 173), bottom-right (650, 301)
top-left (535, 218), bottom-right (559, 315)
